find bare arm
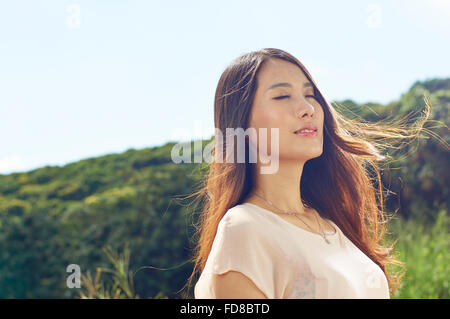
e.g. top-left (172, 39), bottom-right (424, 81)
top-left (211, 270), bottom-right (268, 299)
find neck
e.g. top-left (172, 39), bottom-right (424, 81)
top-left (249, 159), bottom-right (309, 215)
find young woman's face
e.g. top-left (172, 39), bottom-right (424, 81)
top-left (248, 58), bottom-right (324, 162)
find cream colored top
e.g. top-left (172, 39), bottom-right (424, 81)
top-left (194, 202), bottom-right (390, 299)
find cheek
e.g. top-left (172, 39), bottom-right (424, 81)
top-left (318, 107), bottom-right (325, 130)
top-left (248, 106), bottom-right (286, 153)
top-left (251, 105), bottom-right (284, 129)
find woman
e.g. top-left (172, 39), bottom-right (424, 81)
top-left (185, 48), bottom-right (429, 299)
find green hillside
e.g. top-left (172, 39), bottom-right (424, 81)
top-left (0, 78), bottom-right (448, 298)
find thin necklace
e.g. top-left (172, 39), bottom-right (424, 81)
top-left (252, 191), bottom-right (332, 244)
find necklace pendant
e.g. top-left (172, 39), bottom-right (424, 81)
top-left (323, 235), bottom-right (331, 244)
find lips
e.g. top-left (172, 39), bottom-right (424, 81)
top-left (293, 124), bottom-right (317, 134)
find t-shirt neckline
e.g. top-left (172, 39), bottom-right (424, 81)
top-left (241, 202), bottom-right (339, 240)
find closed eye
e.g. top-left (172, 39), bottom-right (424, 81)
top-left (273, 95), bottom-right (290, 100)
top-left (273, 94), bottom-right (318, 100)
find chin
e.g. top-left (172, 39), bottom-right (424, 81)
top-left (279, 150), bottom-right (322, 162)
top-left (280, 153), bottom-right (322, 162)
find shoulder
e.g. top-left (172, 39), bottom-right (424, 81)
top-left (216, 204), bottom-right (267, 242)
top-left (220, 204), bottom-right (262, 232)
top-left (222, 204), bottom-right (258, 224)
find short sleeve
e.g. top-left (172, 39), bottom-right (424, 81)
top-left (202, 209), bottom-right (276, 298)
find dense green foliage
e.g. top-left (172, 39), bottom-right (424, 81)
top-left (0, 78), bottom-right (448, 298)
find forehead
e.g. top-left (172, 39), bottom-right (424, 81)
top-left (257, 58), bottom-right (309, 89)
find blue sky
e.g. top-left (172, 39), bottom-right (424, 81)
top-left (0, 0), bottom-right (449, 174)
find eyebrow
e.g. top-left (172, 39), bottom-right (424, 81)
top-left (266, 81), bottom-right (313, 92)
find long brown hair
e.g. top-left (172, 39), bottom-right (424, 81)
top-left (183, 48), bottom-right (432, 297)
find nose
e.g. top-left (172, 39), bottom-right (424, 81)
top-left (295, 100), bottom-right (315, 119)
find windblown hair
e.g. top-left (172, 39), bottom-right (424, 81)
top-left (183, 48), bottom-right (432, 298)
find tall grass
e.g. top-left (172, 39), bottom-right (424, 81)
top-left (387, 209), bottom-right (449, 299)
top-left (78, 242), bottom-right (167, 299)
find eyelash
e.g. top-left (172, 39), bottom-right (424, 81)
top-left (273, 94), bottom-right (318, 101)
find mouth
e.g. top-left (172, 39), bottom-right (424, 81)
top-left (293, 126), bottom-right (318, 137)
top-left (294, 129), bottom-right (318, 137)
